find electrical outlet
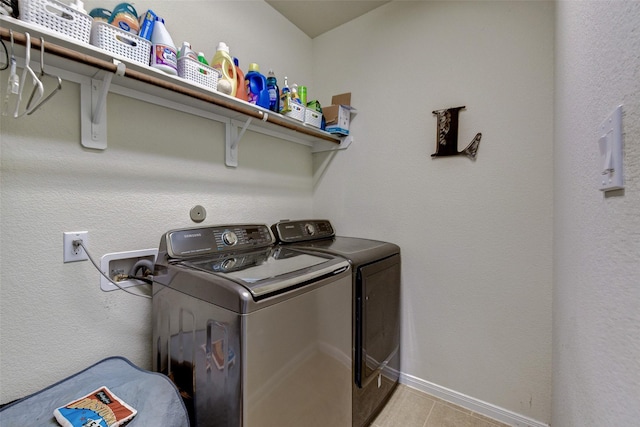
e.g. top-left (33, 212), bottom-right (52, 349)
top-left (63, 231), bottom-right (89, 263)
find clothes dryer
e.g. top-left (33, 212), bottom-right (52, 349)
top-left (271, 219), bottom-right (401, 427)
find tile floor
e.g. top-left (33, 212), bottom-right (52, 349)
top-left (371, 385), bottom-right (510, 427)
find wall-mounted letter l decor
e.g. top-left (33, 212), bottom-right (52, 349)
top-left (432, 106), bottom-right (482, 160)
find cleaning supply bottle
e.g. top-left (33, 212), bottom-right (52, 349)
top-left (69, 0), bottom-right (86, 14)
top-left (279, 76), bottom-right (291, 113)
top-left (233, 58), bottom-right (248, 102)
top-left (210, 42), bottom-right (237, 96)
top-left (150, 17), bottom-right (177, 75)
top-left (290, 83), bottom-right (301, 104)
top-left (179, 42), bottom-right (198, 61)
top-left (196, 52), bottom-right (209, 74)
top-left (197, 52), bottom-right (209, 65)
top-left (298, 85), bottom-right (307, 106)
top-left (266, 70), bottom-right (280, 112)
top-left (244, 63), bottom-right (270, 109)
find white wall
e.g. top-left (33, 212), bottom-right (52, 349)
top-left (312, 1), bottom-right (554, 424)
top-left (16, 3), bottom-right (638, 427)
top-left (0, 1), bottom-right (314, 402)
top-left (553, 1), bottom-right (640, 425)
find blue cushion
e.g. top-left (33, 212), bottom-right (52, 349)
top-left (0, 356), bottom-right (189, 426)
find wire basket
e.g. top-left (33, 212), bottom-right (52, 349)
top-left (285, 102), bottom-right (305, 122)
top-left (177, 57), bottom-right (219, 92)
top-left (19, 0), bottom-right (93, 44)
top-left (90, 21), bottom-right (151, 66)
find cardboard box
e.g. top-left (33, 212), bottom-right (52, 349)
top-left (324, 93), bottom-right (355, 135)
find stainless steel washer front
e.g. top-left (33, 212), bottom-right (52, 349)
top-left (152, 224), bottom-right (352, 427)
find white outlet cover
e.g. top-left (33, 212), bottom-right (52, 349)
top-left (100, 248), bottom-right (158, 291)
top-left (63, 231), bottom-right (89, 263)
top-left (598, 105), bottom-right (624, 192)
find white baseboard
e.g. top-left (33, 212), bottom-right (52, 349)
top-left (399, 373), bottom-right (549, 427)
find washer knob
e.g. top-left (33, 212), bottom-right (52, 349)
top-left (221, 258), bottom-right (237, 271)
top-left (222, 231), bottom-right (238, 246)
top-left (304, 223), bottom-right (316, 236)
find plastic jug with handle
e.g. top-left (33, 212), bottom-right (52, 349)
top-left (245, 63), bottom-right (270, 109)
top-left (210, 42), bottom-right (237, 96)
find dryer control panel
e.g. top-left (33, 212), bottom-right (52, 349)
top-left (272, 219), bottom-right (335, 243)
top-left (165, 224), bottom-right (274, 258)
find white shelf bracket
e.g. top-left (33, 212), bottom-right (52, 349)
top-left (80, 62), bottom-right (125, 150)
top-left (226, 116), bottom-right (255, 167)
top-left (312, 135), bottom-right (353, 153)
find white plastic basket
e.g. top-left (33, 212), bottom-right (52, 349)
top-left (304, 109), bottom-right (322, 128)
top-left (285, 102), bottom-right (305, 122)
top-left (90, 21), bottom-right (151, 66)
top-left (19, 0), bottom-right (92, 44)
top-left (177, 57), bottom-right (219, 92)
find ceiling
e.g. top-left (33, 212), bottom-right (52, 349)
top-left (265, 1), bottom-right (390, 38)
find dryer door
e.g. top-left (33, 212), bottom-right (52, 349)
top-left (355, 254), bottom-right (401, 389)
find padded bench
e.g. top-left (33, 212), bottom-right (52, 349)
top-left (0, 356), bottom-right (189, 426)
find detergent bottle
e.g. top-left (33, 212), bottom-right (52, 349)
top-left (210, 42), bottom-right (237, 96)
top-left (244, 63), bottom-right (270, 109)
top-left (266, 69), bottom-right (280, 112)
top-left (150, 17), bottom-right (177, 75)
top-left (197, 52), bottom-right (209, 65)
top-left (179, 41), bottom-right (198, 61)
top-left (196, 52), bottom-right (209, 74)
top-left (279, 76), bottom-right (291, 113)
top-left (234, 57), bottom-right (248, 102)
top-left (290, 83), bottom-right (301, 104)
top-left (69, 0), bottom-right (86, 14)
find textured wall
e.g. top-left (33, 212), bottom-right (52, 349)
top-left (9, 3), bottom-right (634, 425)
top-left (0, 1), bottom-right (314, 402)
top-left (553, 1), bottom-right (640, 425)
top-left (312, 1), bottom-right (554, 423)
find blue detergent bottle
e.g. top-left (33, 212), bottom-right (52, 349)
top-left (266, 69), bottom-right (280, 112)
top-left (245, 63), bottom-right (270, 109)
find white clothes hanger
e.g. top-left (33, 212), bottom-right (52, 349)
top-left (13, 32), bottom-right (44, 118)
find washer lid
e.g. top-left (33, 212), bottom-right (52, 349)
top-left (183, 246), bottom-right (349, 299)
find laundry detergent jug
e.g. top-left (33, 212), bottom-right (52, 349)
top-left (245, 63), bottom-right (270, 109)
top-left (210, 42), bottom-right (237, 96)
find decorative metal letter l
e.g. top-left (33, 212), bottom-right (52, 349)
top-left (431, 106), bottom-right (482, 160)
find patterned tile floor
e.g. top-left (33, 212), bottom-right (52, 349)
top-left (371, 385), bottom-right (510, 427)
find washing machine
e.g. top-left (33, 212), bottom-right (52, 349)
top-left (271, 220), bottom-right (401, 427)
top-left (152, 224), bottom-right (353, 427)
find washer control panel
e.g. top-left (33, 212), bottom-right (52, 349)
top-left (166, 224), bottom-right (274, 258)
top-left (272, 219), bottom-right (335, 243)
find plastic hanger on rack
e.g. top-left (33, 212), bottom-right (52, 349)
top-left (2, 29), bottom-right (20, 116)
top-left (26, 37), bottom-right (62, 115)
top-left (13, 32), bottom-right (44, 118)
